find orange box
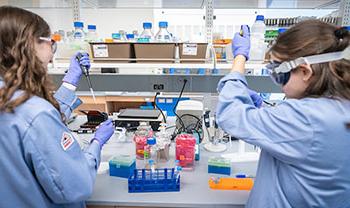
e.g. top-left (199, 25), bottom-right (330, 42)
top-left (209, 177), bottom-right (254, 190)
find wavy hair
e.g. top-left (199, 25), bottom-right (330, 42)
top-left (270, 20), bottom-right (350, 100)
top-left (0, 6), bottom-right (61, 117)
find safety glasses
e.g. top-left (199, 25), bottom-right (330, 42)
top-left (265, 46), bottom-right (350, 85)
top-left (39, 37), bottom-right (57, 54)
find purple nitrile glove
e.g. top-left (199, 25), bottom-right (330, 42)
top-left (62, 52), bottom-right (91, 87)
top-left (247, 89), bottom-right (263, 108)
top-left (232, 25), bottom-right (250, 60)
top-left (92, 119), bottom-right (114, 148)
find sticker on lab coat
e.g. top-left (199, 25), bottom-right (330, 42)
top-left (61, 132), bottom-right (75, 151)
top-left (93, 44), bottom-right (109, 57)
top-left (182, 43), bottom-right (198, 56)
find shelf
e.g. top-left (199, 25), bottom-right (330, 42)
top-left (48, 62), bottom-right (266, 71)
top-left (2, 0), bottom-right (339, 9)
top-left (49, 73), bottom-right (282, 93)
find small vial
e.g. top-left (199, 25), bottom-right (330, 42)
top-left (149, 159), bottom-right (156, 179)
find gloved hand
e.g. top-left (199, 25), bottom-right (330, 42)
top-left (62, 52), bottom-right (91, 87)
top-left (232, 25), bottom-right (250, 60)
top-left (247, 89), bottom-right (263, 108)
top-left (92, 119), bottom-right (114, 148)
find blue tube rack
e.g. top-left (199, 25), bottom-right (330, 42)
top-left (128, 168), bottom-right (180, 193)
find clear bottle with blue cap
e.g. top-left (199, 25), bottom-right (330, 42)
top-left (139, 22), bottom-right (154, 42)
top-left (144, 137), bottom-right (157, 168)
top-left (86, 25), bottom-right (98, 42)
top-left (250, 15), bottom-right (267, 61)
top-left (73, 21), bottom-right (85, 40)
top-left (155, 21), bottom-right (172, 42)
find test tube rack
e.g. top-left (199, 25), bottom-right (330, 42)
top-left (128, 168), bottom-right (180, 193)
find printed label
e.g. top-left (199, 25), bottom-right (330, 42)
top-left (182, 43), bottom-right (198, 56)
top-left (93, 44), bottom-right (109, 58)
top-left (61, 132), bottom-right (75, 151)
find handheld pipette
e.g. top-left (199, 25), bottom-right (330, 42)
top-left (76, 53), bottom-right (96, 103)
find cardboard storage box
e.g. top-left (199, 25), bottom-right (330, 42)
top-left (134, 43), bottom-right (176, 63)
top-left (90, 42), bottom-right (133, 63)
top-left (179, 43), bottom-right (208, 63)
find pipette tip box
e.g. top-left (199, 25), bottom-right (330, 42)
top-left (208, 157), bottom-right (231, 175)
top-left (109, 155), bottom-right (136, 178)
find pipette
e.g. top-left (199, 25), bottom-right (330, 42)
top-left (76, 53), bottom-right (96, 103)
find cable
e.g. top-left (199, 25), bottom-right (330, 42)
top-left (173, 79), bottom-right (187, 131)
top-left (263, 100), bottom-right (275, 106)
top-left (154, 92), bottom-right (167, 123)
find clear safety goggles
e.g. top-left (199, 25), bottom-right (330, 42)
top-left (39, 37), bottom-right (57, 54)
top-left (265, 46), bottom-right (350, 85)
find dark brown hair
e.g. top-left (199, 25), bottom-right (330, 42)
top-left (270, 20), bottom-right (350, 100)
top-left (0, 6), bottom-right (61, 116)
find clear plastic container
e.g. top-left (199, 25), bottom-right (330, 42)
top-left (133, 129), bottom-right (148, 160)
top-left (250, 15), bottom-right (267, 61)
top-left (139, 22), bottom-right (154, 41)
top-left (119, 30), bottom-right (128, 41)
top-left (134, 122), bottom-right (154, 159)
top-left (175, 134), bottom-right (196, 170)
top-left (155, 21), bottom-right (171, 42)
top-left (155, 123), bottom-right (171, 162)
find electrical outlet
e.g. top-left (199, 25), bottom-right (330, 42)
top-left (153, 84), bottom-right (164, 90)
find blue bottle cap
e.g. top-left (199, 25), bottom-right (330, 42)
top-left (88, 25), bottom-right (96, 30)
top-left (278, 28), bottom-right (287, 34)
top-left (256, 15), bottom-right (264, 21)
top-left (159, 21), bottom-right (168, 28)
top-left (143, 22), bottom-right (152, 29)
top-left (147, 137), bottom-right (156, 145)
top-left (74, 21), bottom-right (84, 28)
top-left (169, 68), bottom-right (175, 74)
top-left (126, 34), bottom-right (135, 39)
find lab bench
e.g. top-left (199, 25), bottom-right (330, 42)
top-left (70, 116), bottom-right (258, 208)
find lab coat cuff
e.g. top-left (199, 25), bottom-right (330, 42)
top-left (54, 85), bottom-right (82, 110)
top-left (86, 141), bottom-right (101, 168)
top-left (217, 72), bottom-right (248, 92)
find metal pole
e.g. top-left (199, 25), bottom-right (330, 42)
top-left (205, 0), bottom-right (214, 44)
top-left (339, 0), bottom-right (350, 26)
top-left (72, 0), bottom-right (81, 22)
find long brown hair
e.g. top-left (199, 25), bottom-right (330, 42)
top-left (0, 6), bottom-right (61, 116)
top-left (270, 20), bottom-right (350, 100)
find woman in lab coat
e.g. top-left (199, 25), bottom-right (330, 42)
top-left (216, 20), bottom-right (350, 207)
top-left (0, 6), bottom-right (114, 207)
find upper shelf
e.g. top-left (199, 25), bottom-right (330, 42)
top-left (1, 0), bottom-right (340, 9)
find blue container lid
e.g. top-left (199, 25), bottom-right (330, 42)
top-left (256, 15), bottom-right (264, 21)
top-left (74, 21), bottom-right (84, 28)
top-left (126, 34), bottom-right (135, 39)
top-left (147, 137), bottom-right (156, 145)
top-left (88, 25), bottom-right (96, 30)
top-left (344, 26), bottom-right (350, 31)
top-left (112, 33), bottom-right (121, 39)
top-left (159, 21), bottom-right (168, 28)
top-left (143, 22), bottom-right (152, 29)
top-left (278, 28), bottom-right (287, 34)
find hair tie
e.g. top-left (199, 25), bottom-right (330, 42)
top-left (334, 27), bottom-right (349, 39)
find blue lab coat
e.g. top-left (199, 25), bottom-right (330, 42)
top-left (0, 80), bottom-right (100, 207)
top-left (216, 72), bottom-right (350, 208)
